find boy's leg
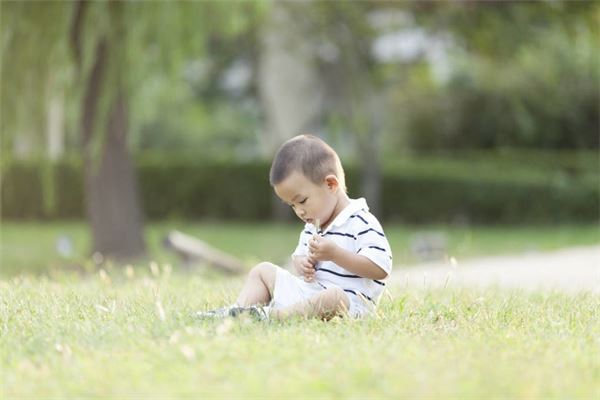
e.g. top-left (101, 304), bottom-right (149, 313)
top-left (235, 262), bottom-right (277, 307)
top-left (271, 287), bottom-right (350, 321)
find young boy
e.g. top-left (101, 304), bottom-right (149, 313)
top-left (197, 134), bottom-right (392, 320)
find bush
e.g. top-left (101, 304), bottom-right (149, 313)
top-left (400, 25), bottom-right (599, 151)
top-left (1, 153), bottom-right (597, 223)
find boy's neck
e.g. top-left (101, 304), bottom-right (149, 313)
top-left (322, 192), bottom-right (350, 230)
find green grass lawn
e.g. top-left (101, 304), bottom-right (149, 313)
top-left (1, 221), bottom-right (599, 277)
top-left (2, 273), bottom-right (598, 398)
top-left (2, 222), bottom-right (599, 397)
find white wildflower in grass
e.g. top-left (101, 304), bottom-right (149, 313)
top-left (162, 264), bottom-right (172, 278)
top-left (125, 265), bottom-right (135, 279)
top-left (95, 304), bottom-right (110, 313)
top-left (169, 331), bottom-right (181, 345)
top-left (444, 272), bottom-right (452, 289)
top-left (54, 343), bottom-right (72, 359)
top-left (450, 257), bottom-right (458, 268)
top-left (155, 300), bottom-right (166, 322)
top-left (141, 277), bottom-right (156, 289)
top-left (149, 262), bottom-right (160, 278)
top-left (141, 277), bottom-right (160, 299)
top-left (98, 269), bottom-right (111, 285)
top-left (179, 345), bottom-right (196, 361)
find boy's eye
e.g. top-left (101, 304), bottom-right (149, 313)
top-left (299, 198), bottom-right (308, 204)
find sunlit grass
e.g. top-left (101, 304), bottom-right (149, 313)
top-left (2, 221), bottom-right (598, 396)
top-left (1, 269), bottom-right (598, 398)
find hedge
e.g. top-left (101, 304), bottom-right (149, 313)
top-left (1, 155), bottom-right (598, 224)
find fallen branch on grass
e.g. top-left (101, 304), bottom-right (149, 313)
top-left (163, 230), bottom-right (245, 274)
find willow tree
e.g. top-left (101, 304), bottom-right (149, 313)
top-left (1, 1), bottom-right (259, 260)
top-left (64, 1), bottom-right (146, 259)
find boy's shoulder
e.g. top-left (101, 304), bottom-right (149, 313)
top-left (350, 198), bottom-right (383, 222)
top-left (335, 198), bottom-right (385, 233)
top-left (350, 206), bottom-right (379, 222)
top-left (348, 208), bottom-right (385, 234)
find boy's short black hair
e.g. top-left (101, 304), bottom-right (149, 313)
top-left (269, 134), bottom-right (346, 191)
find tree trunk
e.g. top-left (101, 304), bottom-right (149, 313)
top-left (84, 91), bottom-right (146, 260)
top-left (257, 1), bottom-right (324, 220)
top-left (74, 2), bottom-right (146, 261)
top-left (360, 144), bottom-right (382, 217)
top-left (257, 1), bottom-right (324, 155)
top-left (358, 92), bottom-right (384, 217)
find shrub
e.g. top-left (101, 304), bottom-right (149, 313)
top-left (1, 152), bottom-right (597, 223)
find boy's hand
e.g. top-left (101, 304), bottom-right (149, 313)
top-left (295, 255), bottom-right (317, 282)
top-left (308, 235), bottom-right (339, 262)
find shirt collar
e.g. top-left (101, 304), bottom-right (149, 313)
top-left (321, 197), bottom-right (369, 233)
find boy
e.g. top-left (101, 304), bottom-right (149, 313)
top-left (197, 134), bottom-right (392, 320)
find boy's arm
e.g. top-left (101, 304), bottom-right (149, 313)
top-left (308, 237), bottom-right (388, 280)
top-left (331, 248), bottom-right (388, 280)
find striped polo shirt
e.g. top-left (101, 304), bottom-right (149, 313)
top-left (292, 197), bottom-right (393, 305)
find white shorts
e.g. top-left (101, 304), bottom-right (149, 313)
top-left (270, 266), bottom-right (373, 318)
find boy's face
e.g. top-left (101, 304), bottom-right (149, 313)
top-left (273, 171), bottom-right (339, 227)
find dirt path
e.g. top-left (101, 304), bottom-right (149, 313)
top-left (390, 245), bottom-right (600, 293)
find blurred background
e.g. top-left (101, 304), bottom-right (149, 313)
top-left (1, 0), bottom-right (598, 277)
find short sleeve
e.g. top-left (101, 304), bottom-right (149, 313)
top-left (355, 218), bottom-right (393, 275)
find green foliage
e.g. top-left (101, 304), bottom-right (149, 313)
top-left (2, 276), bottom-right (599, 397)
top-left (0, 0), bottom-right (267, 159)
top-left (137, 156), bottom-right (273, 220)
top-left (2, 1), bottom-right (597, 162)
top-left (0, 1), bottom-right (73, 154)
top-left (2, 152), bottom-right (597, 223)
top-left (1, 157), bottom-right (84, 219)
top-left (399, 1), bottom-right (599, 150)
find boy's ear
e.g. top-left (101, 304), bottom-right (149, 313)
top-left (324, 175), bottom-right (339, 191)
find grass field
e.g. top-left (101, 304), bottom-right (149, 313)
top-left (1, 221), bottom-right (599, 277)
top-left (1, 222), bottom-right (599, 398)
top-left (2, 272), bottom-right (599, 398)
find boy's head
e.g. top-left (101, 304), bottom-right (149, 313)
top-left (270, 134), bottom-right (346, 191)
top-left (270, 134), bottom-right (347, 227)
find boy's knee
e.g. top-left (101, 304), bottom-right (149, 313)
top-left (321, 287), bottom-right (350, 309)
top-left (250, 262), bottom-right (277, 279)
